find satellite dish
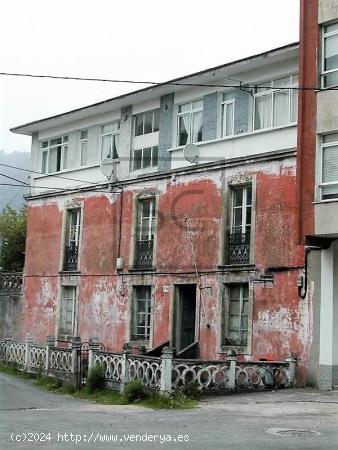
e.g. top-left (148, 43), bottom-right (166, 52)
top-left (183, 143), bottom-right (199, 164)
top-left (100, 158), bottom-right (116, 180)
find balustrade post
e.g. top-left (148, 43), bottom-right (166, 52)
top-left (24, 333), bottom-right (33, 372)
top-left (227, 355), bottom-right (237, 390)
top-left (160, 347), bottom-right (173, 396)
top-left (5, 336), bottom-right (12, 364)
top-left (88, 337), bottom-right (100, 374)
top-left (71, 336), bottom-right (81, 389)
top-left (285, 354), bottom-right (297, 387)
top-left (45, 336), bottom-right (55, 375)
top-left (120, 349), bottom-right (131, 394)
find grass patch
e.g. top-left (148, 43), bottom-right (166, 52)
top-left (0, 362), bottom-right (32, 379)
top-left (140, 392), bottom-right (197, 409)
top-left (72, 389), bottom-right (129, 405)
top-left (35, 376), bottom-right (62, 391)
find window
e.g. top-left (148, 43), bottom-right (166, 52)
top-left (64, 209), bottom-right (81, 271)
top-left (177, 100), bottom-right (203, 146)
top-left (132, 146), bottom-right (158, 171)
top-left (132, 286), bottom-right (152, 340)
top-left (80, 130), bottom-right (89, 166)
top-left (40, 136), bottom-right (69, 174)
top-left (134, 110), bottom-right (159, 136)
top-left (224, 284), bottom-right (249, 347)
top-left (221, 93), bottom-right (235, 137)
top-left (134, 198), bottom-right (156, 268)
top-left (253, 75), bottom-right (298, 130)
top-left (322, 23), bottom-right (338, 88)
top-left (100, 122), bottom-right (120, 160)
top-left (227, 185), bottom-right (252, 264)
top-left (320, 133), bottom-right (338, 200)
top-left (59, 286), bottom-right (77, 336)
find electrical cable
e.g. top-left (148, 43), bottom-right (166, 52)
top-left (0, 71), bottom-right (333, 91)
top-left (0, 162), bottom-right (98, 185)
top-left (0, 172), bottom-right (30, 185)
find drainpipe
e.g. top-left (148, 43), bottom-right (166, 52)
top-left (298, 244), bottom-right (330, 299)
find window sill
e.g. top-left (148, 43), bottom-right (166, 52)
top-left (313, 198), bottom-right (338, 205)
top-left (59, 270), bottom-right (81, 275)
top-left (35, 164), bottom-right (101, 179)
top-left (219, 346), bottom-right (250, 355)
top-left (218, 264), bottom-right (255, 271)
top-left (128, 267), bottom-right (157, 272)
top-left (167, 123), bottom-right (297, 153)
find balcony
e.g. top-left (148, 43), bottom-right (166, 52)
top-left (169, 124), bottom-right (296, 170)
top-left (227, 232), bottom-right (251, 265)
top-left (134, 240), bottom-right (154, 269)
top-left (64, 245), bottom-right (79, 271)
top-left (0, 272), bottom-right (23, 296)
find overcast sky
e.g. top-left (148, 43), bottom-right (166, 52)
top-left (0, 0), bottom-right (300, 153)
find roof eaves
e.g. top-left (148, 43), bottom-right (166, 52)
top-left (11, 41), bottom-right (299, 135)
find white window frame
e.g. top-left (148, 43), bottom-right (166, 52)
top-left (252, 75), bottom-right (298, 131)
top-left (100, 121), bottom-right (120, 160)
top-left (132, 285), bottom-right (152, 341)
top-left (59, 286), bottom-right (77, 336)
top-left (40, 135), bottom-right (69, 174)
top-left (221, 98), bottom-right (235, 137)
top-left (63, 208), bottom-right (82, 272)
top-left (322, 23), bottom-right (338, 88)
top-left (134, 109), bottom-right (159, 136)
top-left (319, 134), bottom-right (338, 200)
top-left (176, 100), bottom-right (203, 146)
top-left (137, 198), bottom-right (156, 241)
top-left (230, 185), bottom-right (252, 235)
top-left (132, 146), bottom-right (158, 172)
top-left (224, 283), bottom-right (250, 348)
top-left (79, 130), bottom-right (89, 166)
top-left (67, 208), bottom-right (81, 247)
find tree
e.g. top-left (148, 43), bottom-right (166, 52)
top-left (0, 206), bottom-right (27, 271)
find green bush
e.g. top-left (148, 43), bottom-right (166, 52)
top-left (86, 365), bottom-right (106, 393)
top-left (123, 380), bottom-right (148, 402)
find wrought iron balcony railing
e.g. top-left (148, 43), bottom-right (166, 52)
top-left (134, 239), bottom-right (154, 269)
top-left (0, 272), bottom-right (23, 295)
top-left (226, 232), bottom-right (251, 265)
top-left (64, 245), bottom-right (79, 271)
top-left (224, 337), bottom-right (248, 347)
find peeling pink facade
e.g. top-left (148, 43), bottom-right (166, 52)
top-left (21, 155), bottom-right (310, 383)
top-left (12, 42), bottom-right (317, 386)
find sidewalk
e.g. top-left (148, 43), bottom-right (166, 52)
top-left (198, 388), bottom-right (338, 417)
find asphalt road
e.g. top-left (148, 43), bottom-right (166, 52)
top-left (1, 372), bottom-right (338, 450)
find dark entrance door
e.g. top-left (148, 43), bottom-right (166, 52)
top-left (176, 285), bottom-right (196, 353)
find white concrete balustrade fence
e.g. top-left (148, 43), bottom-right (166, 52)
top-left (0, 336), bottom-right (297, 393)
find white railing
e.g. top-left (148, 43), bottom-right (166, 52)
top-left (128, 355), bottom-right (162, 389)
top-left (0, 336), bottom-right (297, 394)
top-left (49, 348), bottom-right (72, 373)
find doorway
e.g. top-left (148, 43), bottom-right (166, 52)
top-left (175, 284), bottom-right (197, 353)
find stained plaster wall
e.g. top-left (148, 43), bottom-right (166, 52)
top-left (21, 154), bottom-right (311, 382)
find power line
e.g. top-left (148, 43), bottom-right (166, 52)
top-left (0, 71), bottom-right (331, 91)
top-left (0, 162), bottom-right (98, 185)
top-left (0, 163), bottom-right (119, 194)
top-left (0, 172), bottom-right (30, 185)
top-left (0, 182), bottom-right (113, 195)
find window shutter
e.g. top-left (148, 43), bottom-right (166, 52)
top-left (323, 145), bottom-right (338, 183)
top-left (325, 34), bottom-right (338, 59)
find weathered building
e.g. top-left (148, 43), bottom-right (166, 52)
top-left (12, 43), bottom-right (313, 382)
top-left (297, 0), bottom-right (338, 389)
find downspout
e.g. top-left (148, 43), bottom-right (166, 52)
top-left (298, 243), bottom-right (331, 299)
